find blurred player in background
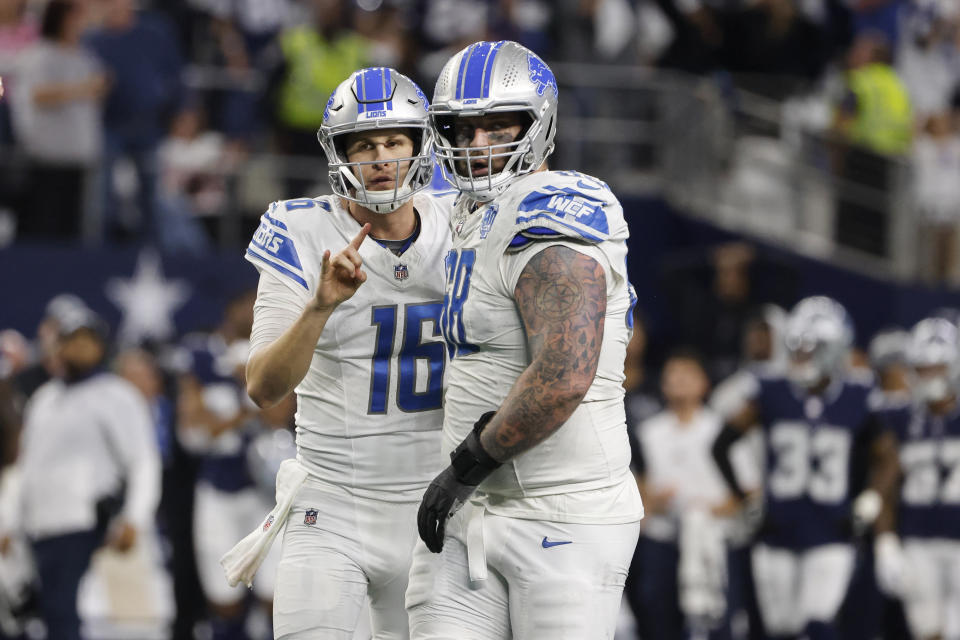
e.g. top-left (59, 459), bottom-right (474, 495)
top-left (632, 349), bottom-right (737, 639)
top-left (875, 318), bottom-right (960, 640)
top-left (8, 305), bottom-right (160, 640)
top-left (228, 67), bottom-right (453, 639)
top-left (176, 289), bottom-right (278, 640)
top-left (410, 41), bottom-right (643, 639)
top-left (712, 296), bottom-right (899, 640)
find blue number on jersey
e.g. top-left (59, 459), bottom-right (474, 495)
top-left (398, 302), bottom-right (445, 411)
top-left (440, 249), bottom-right (479, 359)
top-left (369, 303), bottom-right (445, 414)
top-left (284, 198), bottom-right (316, 211)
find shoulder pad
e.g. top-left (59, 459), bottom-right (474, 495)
top-left (754, 367), bottom-right (786, 385)
top-left (844, 368), bottom-right (876, 389)
top-left (504, 170), bottom-right (626, 250)
top-left (867, 389), bottom-right (912, 413)
top-left (415, 190), bottom-right (458, 219)
top-left (245, 198), bottom-right (329, 291)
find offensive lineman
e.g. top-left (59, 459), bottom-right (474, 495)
top-left (875, 318), bottom-right (960, 640)
top-left (408, 41), bottom-right (643, 639)
top-left (231, 68), bottom-right (453, 639)
top-left (711, 296), bottom-right (899, 640)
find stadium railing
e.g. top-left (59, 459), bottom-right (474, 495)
top-left (550, 63), bottom-right (918, 282)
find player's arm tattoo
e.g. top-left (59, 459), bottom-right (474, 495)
top-left (479, 245), bottom-right (606, 462)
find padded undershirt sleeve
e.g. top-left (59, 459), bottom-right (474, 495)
top-left (249, 270), bottom-right (309, 356)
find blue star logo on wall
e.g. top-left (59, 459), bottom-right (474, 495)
top-left (106, 250), bottom-right (191, 346)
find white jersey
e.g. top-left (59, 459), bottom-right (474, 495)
top-left (640, 408), bottom-right (731, 541)
top-left (245, 192), bottom-right (454, 502)
top-left (440, 170), bottom-right (643, 524)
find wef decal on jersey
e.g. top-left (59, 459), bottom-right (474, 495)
top-left (516, 186), bottom-right (609, 239)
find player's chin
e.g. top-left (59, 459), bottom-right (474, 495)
top-left (366, 180), bottom-right (398, 191)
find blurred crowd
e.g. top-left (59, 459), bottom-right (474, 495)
top-left (0, 0), bottom-right (958, 281)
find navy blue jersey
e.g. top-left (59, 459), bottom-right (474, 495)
top-left (181, 333), bottom-right (255, 493)
top-left (753, 372), bottom-right (879, 549)
top-left (880, 403), bottom-right (960, 540)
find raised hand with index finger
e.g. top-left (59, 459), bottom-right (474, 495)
top-left (312, 223), bottom-right (371, 312)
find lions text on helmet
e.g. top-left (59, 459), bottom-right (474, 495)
top-left (317, 67), bottom-right (434, 214)
top-left (431, 40), bottom-right (558, 201)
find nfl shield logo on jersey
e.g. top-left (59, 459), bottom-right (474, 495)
top-left (394, 264), bottom-right (409, 281)
top-left (304, 508), bottom-right (318, 526)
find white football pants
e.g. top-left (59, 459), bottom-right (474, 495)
top-left (751, 542), bottom-right (855, 636)
top-left (901, 538), bottom-right (960, 640)
top-left (273, 477), bottom-right (420, 640)
top-left (194, 482), bottom-right (279, 604)
top-left (406, 504), bottom-right (641, 640)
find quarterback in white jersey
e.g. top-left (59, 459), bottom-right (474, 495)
top-left (235, 68), bottom-right (453, 639)
top-left (408, 41), bottom-right (643, 639)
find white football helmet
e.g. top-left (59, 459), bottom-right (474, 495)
top-left (783, 296), bottom-right (854, 388)
top-left (431, 40), bottom-right (558, 202)
top-left (905, 317), bottom-right (960, 403)
top-left (317, 67), bottom-right (434, 214)
top-left (868, 327), bottom-right (910, 371)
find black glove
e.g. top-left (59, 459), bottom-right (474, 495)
top-left (417, 412), bottom-right (501, 553)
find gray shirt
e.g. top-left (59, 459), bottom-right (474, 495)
top-left (11, 41), bottom-right (103, 165)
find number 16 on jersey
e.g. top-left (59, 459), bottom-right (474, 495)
top-left (369, 302), bottom-right (445, 413)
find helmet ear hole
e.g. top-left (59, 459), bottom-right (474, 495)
top-left (514, 111), bottom-right (535, 141)
top-left (544, 114), bottom-right (556, 146)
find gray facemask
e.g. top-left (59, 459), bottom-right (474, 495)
top-left (788, 361), bottom-right (823, 388)
top-left (915, 376), bottom-right (953, 404)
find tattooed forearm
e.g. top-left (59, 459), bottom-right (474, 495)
top-left (479, 245), bottom-right (606, 461)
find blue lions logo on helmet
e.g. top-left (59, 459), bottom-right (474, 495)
top-left (527, 54), bottom-right (558, 98)
top-left (323, 93), bottom-right (337, 122)
top-left (413, 83), bottom-right (429, 108)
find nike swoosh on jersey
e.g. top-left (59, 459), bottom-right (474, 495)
top-left (541, 537), bottom-right (572, 548)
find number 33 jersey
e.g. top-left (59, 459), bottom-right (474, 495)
top-left (245, 192), bottom-right (454, 502)
top-left (441, 170), bottom-right (644, 524)
top-left (746, 370), bottom-right (882, 549)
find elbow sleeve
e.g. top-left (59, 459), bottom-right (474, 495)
top-left (712, 425), bottom-right (747, 500)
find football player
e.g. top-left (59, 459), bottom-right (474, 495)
top-left (711, 296), bottom-right (899, 640)
top-left (235, 67), bottom-right (453, 640)
top-left (175, 291), bottom-right (278, 640)
top-left (408, 41), bottom-right (643, 639)
top-left (875, 318), bottom-right (960, 640)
